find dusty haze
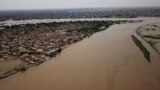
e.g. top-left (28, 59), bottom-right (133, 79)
top-left (0, 0), bottom-right (160, 10)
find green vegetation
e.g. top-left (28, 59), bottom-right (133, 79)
top-left (147, 40), bottom-right (158, 52)
top-left (132, 35), bottom-right (150, 63)
top-left (143, 35), bottom-right (160, 39)
top-left (0, 60), bottom-right (23, 79)
top-left (0, 60), bottom-right (21, 72)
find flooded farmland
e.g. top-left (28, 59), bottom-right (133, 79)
top-left (0, 17), bottom-right (160, 90)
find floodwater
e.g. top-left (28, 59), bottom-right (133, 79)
top-left (0, 18), bottom-right (160, 90)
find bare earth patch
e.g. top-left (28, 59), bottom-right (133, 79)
top-left (136, 22), bottom-right (160, 54)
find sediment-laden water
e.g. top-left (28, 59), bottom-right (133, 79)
top-left (0, 17), bottom-right (160, 90)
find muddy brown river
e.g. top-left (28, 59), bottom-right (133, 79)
top-left (0, 18), bottom-right (160, 90)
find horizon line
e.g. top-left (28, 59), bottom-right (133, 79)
top-left (0, 6), bottom-right (160, 11)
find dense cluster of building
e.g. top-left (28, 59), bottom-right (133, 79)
top-left (0, 21), bottom-right (115, 65)
top-left (0, 20), bottom-right (139, 79)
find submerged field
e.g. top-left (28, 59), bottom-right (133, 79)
top-left (136, 22), bottom-right (160, 54)
top-left (0, 60), bottom-right (21, 72)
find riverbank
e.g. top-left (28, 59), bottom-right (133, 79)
top-left (132, 35), bottom-right (150, 62)
top-left (1, 18), bottom-right (160, 90)
top-left (0, 20), bottom-right (139, 79)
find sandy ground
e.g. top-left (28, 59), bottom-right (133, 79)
top-left (137, 22), bottom-right (160, 53)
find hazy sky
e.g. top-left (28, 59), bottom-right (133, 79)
top-left (0, 0), bottom-right (160, 10)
